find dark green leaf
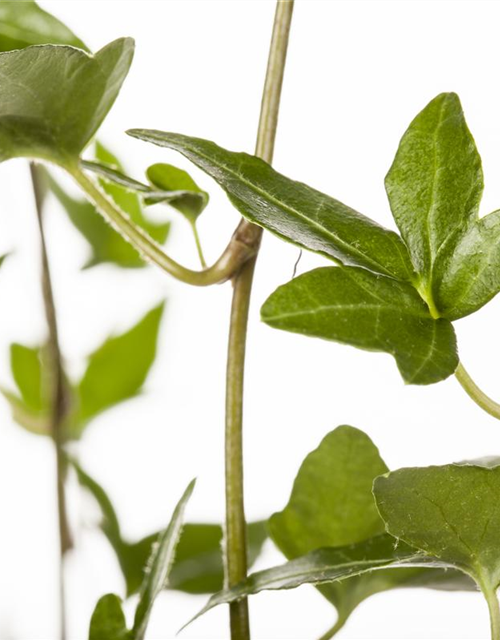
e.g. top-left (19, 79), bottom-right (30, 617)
top-left (132, 479), bottom-right (195, 640)
top-left (386, 93), bottom-right (483, 299)
top-left (189, 535), bottom-right (447, 627)
top-left (374, 463), bottom-right (500, 594)
top-left (126, 130), bottom-right (415, 282)
top-left (75, 303), bottom-right (164, 432)
top-left (89, 594), bottom-right (129, 640)
top-left (0, 0), bottom-right (87, 51)
top-left (433, 210), bottom-right (500, 320)
top-left (0, 38), bottom-right (133, 166)
top-left (261, 266), bottom-right (458, 385)
top-left (145, 163), bottom-right (208, 223)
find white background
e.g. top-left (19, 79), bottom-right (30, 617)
top-left (0, 1), bottom-right (499, 638)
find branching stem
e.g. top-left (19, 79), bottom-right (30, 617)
top-left (224, 2), bottom-right (294, 639)
top-left (30, 163), bottom-right (72, 640)
top-left (69, 166), bottom-right (259, 286)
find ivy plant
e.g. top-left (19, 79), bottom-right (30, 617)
top-left (2, 1), bottom-right (500, 639)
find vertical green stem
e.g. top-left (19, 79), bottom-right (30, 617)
top-left (30, 163), bottom-right (72, 640)
top-left (483, 586), bottom-right (500, 640)
top-left (224, 2), bottom-right (294, 639)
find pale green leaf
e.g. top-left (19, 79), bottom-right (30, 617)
top-left (0, 38), bottom-right (133, 166)
top-left (0, 0), bottom-right (86, 51)
top-left (261, 266), bottom-right (458, 385)
top-left (75, 303), bottom-right (164, 431)
top-left (126, 130), bottom-right (416, 282)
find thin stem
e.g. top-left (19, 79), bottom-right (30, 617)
top-left (482, 585), bottom-right (500, 640)
top-left (30, 163), bottom-right (72, 640)
top-left (69, 165), bottom-right (259, 287)
top-left (317, 616), bottom-right (348, 640)
top-left (455, 362), bottom-right (500, 421)
top-left (191, 221), bottom-right (207, 268)
top-left (224, 2), bottom-right (294, 639)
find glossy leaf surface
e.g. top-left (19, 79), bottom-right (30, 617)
top-left (127, 130), bottom-right (415, 282)
top-left (433, 210), bottom-right (500, 319)
top-left (261, 267), bottom-right (458, 384)
top-left (386, 93), bottom-right (482, 294)
top-left (0, 0), bottom-right (86, 51)
top-left (0, 38), bottom-right (133, 165)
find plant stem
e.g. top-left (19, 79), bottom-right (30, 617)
top-left (455, 362), bottom-right (500, 421)
top-left (70, 165), bottom-right (259, 287)
top-left (482, 585), bottom-right (500, 640)
top-left (191, 221), bottom-right (207, 268)
top-left (317, 616), bottom-right (348, 640)
top-left (30, 163), bottom-right (72, 640)
top-left (224, 2), bottom-right (294, 639)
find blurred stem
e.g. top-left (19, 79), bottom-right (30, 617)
top-left (317, 616), bottom-right (348, 640)
top-left (30, 163), bottom-right (72, 640)
top-left (191, 221), bottom-right (207, 268)
top-left (455, 362), bottom-right (500, 421)
top-left (224, 2), bottom-right (294, 639)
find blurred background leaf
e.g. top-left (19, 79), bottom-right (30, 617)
top-left (74, 302), bottom-right (165, 434)
top-left (73, 460), bottom-right (268, 597)
top-left (0, 0), bottom-right (87, 51)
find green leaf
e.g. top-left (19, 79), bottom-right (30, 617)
top-left (132, 479), bottom-right (195, 640)
top-left (269, 426), bottom-right (469, 629)
top-left (433, 210), bottom-right (500, 320)
top-left (48, 166), bottom-right (169, 270)
top-left (189, 535), bottom-right (456, 628)
top-left (145, 163), bottom-right (208, 223)
top-left (0, 38), bottom-right (133, 166)
top-left (0, 343), bottom-right (51, 436)
top-left (10, 343), bottom-right (45, 413)
top-left (72, 459), bottom-right (267, 596)
top-left (89, 594), bottom-right (129, 640)
top-left (374, 462), bottom-right (500, 594)
top-left (125, 521), bottom-right (267, 597)
top-left (385, 93), bottom-right (483, 298)
top-left (0, 0), bottom-right (87, 51)
top-left (75, 303), bottom-right (164, 432)
top-left (261, 266), bottom-right (458, 385)
top-left (126, 130), bottom-right (415, 282)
